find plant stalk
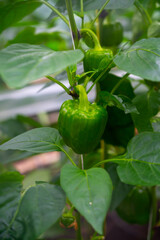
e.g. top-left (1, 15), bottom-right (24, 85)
top-left (65, 0), bottom-right (79, 49)
top-left (81, 0), bottom-right (84, 28)
top-left (91, 0), bottom-right (111, 25)
top-left (75, 211), bottom-right (83, 240)
top-left (147, 186), bottom-right (157, 240)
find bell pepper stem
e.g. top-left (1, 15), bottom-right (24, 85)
top-left (76, 85), bottom-right (89, 111)
top-left (80, 28), bottom-right (102, 50)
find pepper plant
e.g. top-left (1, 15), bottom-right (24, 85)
top-left (0, 0), bottom-right (160, 240)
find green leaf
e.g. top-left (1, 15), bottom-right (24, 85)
top-left (0, 118), bottom-right (27, 139)
top-left (88, 0), bottom-right (135, 10)
top-left (0, 127), bottom-right (64, 153)
top-left (114, 38), bottom-right (160, 82)
top-left (0, 44), bottom-right (84, 88)
top-left (60, 164), bottom-right (112, 234)
top-left (0, 0), bottom-right (42, 33)
top-left (106, 163), bottom-right (133, 211)
top-left (0, 150), bottom-right (34, 164)
top-left (49, 0), bottom-right (134, 12)
top-left (99, 91), bottom-right (138, 114)
top-left (132, 89), bottom-right (160, 132)
top-left (0, 172), bottom-right (23, 238)
top-left (10, 183), bottom-right (65, 240)
top-left (110, 132), bottom-right (160, 186)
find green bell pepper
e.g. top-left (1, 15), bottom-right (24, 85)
top-left (100, 22), bottom-right (123, 47)
top-left (58, 85), bottom-right (107, 154)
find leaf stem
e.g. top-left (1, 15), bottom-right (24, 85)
top-left (60, 147), bottom-right (77, 167)
top-left (40, 0), bottom-right (70, 27)
top-left (65, 0), bottom-right (79, 49)
top-left (91, 0), bottom-right (111, 26)
top-left (110, 73), bottom-right (130, 94)
top-left (134, 0), bottom-right (152, 25)
top-left (147, 186), bottom-right (157, 240)
top-left (46, 75), bottom-right (70, 95)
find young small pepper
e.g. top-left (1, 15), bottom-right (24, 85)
top-left (81, 29), bottom-right (113, 82)
top-left (58, 85), bottom-right (108, 154)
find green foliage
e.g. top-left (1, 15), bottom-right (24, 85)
top-left (49, 0), bottom-right (135, 12)
top-left (0, 171), bottom-right (23, 238)
top-left (0, 0), bottom-right (160, 239)
top-left (0, 171), bottom-right (66, 240)
top-left (0, 127), bottom-right (64, 153)
top-left (0, 44), bottom-right (84, 88)
top-left (0, 0), bottom-right (42, 33)
top-left (60, 164), bottom-right (112, 234)
top-left (114, 38), bottom-right (160, 82)
top-left (132, 89), bottom-right (160, 132)
top-left (110, 132), bottom-right (160, 186)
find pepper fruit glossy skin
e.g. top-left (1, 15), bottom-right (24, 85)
top-left (83, 48), bottom-right (113, 83)
top-left (100, 22), bottom-right (123, 47)
top-left (81, 28), bottom-right (114, 81)
top-left (116, 187), bottom-right (151, 224)
top-left (83, 48), bottom-right (113, 74)
top-left (58, 86), bottom-right (107, 154)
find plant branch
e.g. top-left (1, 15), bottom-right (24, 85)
top-left (40, 0), bottom-right (70, 27)
top-left (91, 0), bottom-right (111, 26)
top-left (81, 0), bottom-right (84, 28)
top-left (65, 0), bottom-right (79, 49)
top-left (46, 75), bottom-right (70, 95)
top-left (75, 211), bottom-right (83, 240)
